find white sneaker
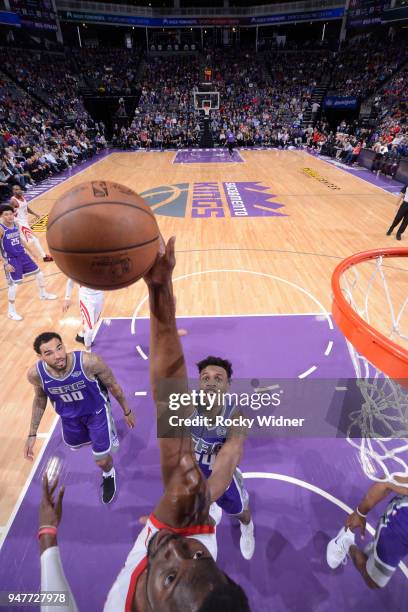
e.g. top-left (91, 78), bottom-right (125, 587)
top-left (8, 312), bottom-right (23, 321)
top-left (40, 292), bottom-right (57, 300)
top-left (240, 519), bottom-right (255, 560)
top-left (209, 503), bottom-right (223, 526)
top-left (326, 527), bottom-right (355, 569)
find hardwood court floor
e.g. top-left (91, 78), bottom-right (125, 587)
top-left (0, 148), bottom-right (405, 530)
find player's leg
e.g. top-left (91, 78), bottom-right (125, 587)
top-left (19, 223), bottom-right (52, 261)
top-left (7, 280), bottom-right (22, 321)
top-left (216, 467), bottom-right (255, 560)
top-left (34, 269), bottom-right (57, 300)
top-left (87, 404), bottom-right (119, 504)
top-left (5, 257), bottom-right (23, 320)
top-left (387, 203), bottom-right (405, 235)
top-left (80, 298), bottom-right (96, 351)
top-left (396, 214), bottom-right (408, 240)
top-left (348, 546), bottom-right (379, 588)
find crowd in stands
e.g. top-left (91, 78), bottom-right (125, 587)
top-left (73, 48), bottom-right (141, 94)
top-left (331, 33), bottom-right (408, 99)
top-left (210, 49), bottom-right (330, 147)
top-left (0, 68), bottom-right (106, 202)
top-left (0, 33), bottom-right (407, 199)
top-left (114, 54), bottom-right (201, 148)
top-left (2, 48), bottom-right (89, 122)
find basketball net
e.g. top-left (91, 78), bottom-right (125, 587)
top-left (333, 250), bottom-right (408, 488)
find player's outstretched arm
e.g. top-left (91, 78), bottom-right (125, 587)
top-left (346, 476), bottom-right (408, 536)
top-left (39, 476), bottom-right (78, 612)
top-left (83, 353), bottom-right (135, 428)
top-left (25, 367), bottom-right (48, 461)
top-left (144, 236), bottom-right (210, 526)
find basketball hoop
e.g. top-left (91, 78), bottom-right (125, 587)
top-left (332, 247), bottom-right (408, 487)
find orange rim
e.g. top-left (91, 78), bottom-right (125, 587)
top-left (331, 247), bottom-right (408, 381)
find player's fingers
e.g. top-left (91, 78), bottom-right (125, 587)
top-left (42, 473), bottom-right (49, 497)
top-left (166, 235), bottom-right (176, 256)
top-left (56, 487), bottom-right (65, 516)
top-left (49, 477), bottom-right (59, 498)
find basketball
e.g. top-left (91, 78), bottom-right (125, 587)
top-left (46, 181), bottom-right (160, 290)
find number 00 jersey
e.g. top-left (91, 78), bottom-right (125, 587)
top-left (37, 351), bottom-right (110, 418)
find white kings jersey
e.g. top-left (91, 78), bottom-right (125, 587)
top-left (104, 514), bottom-right (217, 611)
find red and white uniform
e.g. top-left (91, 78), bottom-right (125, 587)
top-left (104, 514), bottom-right (217, 611)
top-left (65, 279), bottom-right (104, 337)
top-left (40, 514), bottom-right (217, 612)
top-left (12, 195), bottom-right (34, 241)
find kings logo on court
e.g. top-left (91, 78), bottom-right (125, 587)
top-left (140, 182), bottom-right (286, 218)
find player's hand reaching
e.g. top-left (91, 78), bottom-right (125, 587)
top-left (124, 410), bottom-right (135, 429)
top-left (5, 263), bottom-right (15, 273)
top-left (39, 475), bottom-right (65, 529)
top-left (24, 435), bottom-right (36, 461)
top-left (345, 510), bottom-right (366, 538)
top-left (143, 235), bottom-right (176, 287)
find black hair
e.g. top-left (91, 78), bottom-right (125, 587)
top-left (197, 579), bottom-right (251, 612)
top-left (196, 356), bottom-right (233, 381)
top-left (0, 205), bottom-right (14, 214)
top-left (33, 332), bottom-right (62, 355)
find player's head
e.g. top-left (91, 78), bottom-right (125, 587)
top-left (197, 356), bottom-right (232, 394)
top-left (0, 205), bottom-right (15, 225)
top-left (143, 531), bottom-right (250, 611)
top-left (12, 185), bottom-right (22, 196)
top-left (33, 332), bottom-right (67, 370)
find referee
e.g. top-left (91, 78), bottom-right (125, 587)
top-left (387, 184), bottom-right (408, 240)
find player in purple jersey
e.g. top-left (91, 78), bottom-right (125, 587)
top-left (0, 205), bottom-right (56, 321)
top-left (326, 476), bottom-right (408, 587)
top-left (25, 332), bottom-right (135, 504)
top-left (226, 132), bottom-right (235, 157)
top-left (191, 356), bottom-right (255, 560)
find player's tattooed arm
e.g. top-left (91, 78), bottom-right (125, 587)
top-left (27, 366), bottom-right (48, 436)
top-left (24, 367), bottom-right (47, 460)
top-left (83, 353), bottom-right (134, 423)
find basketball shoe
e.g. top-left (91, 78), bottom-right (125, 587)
top-left (102, 467), bottom-right (117, 504)
top-left (326, 527), bottom-right (355, 569)
top-left (240, 519), bottom-right (255, 560)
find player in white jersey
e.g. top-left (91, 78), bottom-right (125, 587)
top-left (9, 185), bottom-right (53, 262)
top-left (38, 236), bottom-right (250, 611)
top-left (63, 279), bottom-right (105, 352)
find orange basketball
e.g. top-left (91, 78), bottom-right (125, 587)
top-left (46, 181), bottom-right (160, 290)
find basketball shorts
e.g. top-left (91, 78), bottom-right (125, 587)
top-left (366, 496), bottom-right (408, 587)
top-left (199, 462), bottom-right (249, 515)
top-left (17, 222), bottom-right (34, 242)
top-left (6, 253), bottom-right (39, 283)
top-left (79, 293), bottom-right (104, 333)
top-left (61, 403), bottom-right (119, 457)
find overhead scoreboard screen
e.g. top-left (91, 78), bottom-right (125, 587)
top-left (347, 0), bottom-right (388, 28)
top-left (9, 0), bottom-right (57, 30)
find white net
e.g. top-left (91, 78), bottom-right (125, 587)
top-left (338, 253), bottom-right (408, 488)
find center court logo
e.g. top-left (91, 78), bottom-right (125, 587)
top-left (140, 182), bottom-right (286, 218)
